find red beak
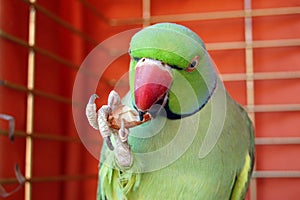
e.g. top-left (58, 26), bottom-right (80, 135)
top-left (134, 58), bottom-right (173, 115)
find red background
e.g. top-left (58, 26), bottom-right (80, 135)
top-left (0, 0), bottom-right (299, 199)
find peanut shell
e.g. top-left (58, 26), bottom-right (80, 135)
top-left (108, 105), bottom-right (151, 130)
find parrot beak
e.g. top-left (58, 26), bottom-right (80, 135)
top-left (134, 58), bottom-right (173, 120)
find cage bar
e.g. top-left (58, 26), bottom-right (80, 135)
top-left (24, 1), bottom-right (37, 200)
top-left (0, 1), bottom-right (299, 199)
top-left (104, 6), bottom-right (300, 26)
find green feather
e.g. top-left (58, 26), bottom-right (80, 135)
top-left (98, 23), bottom-right (255, 200)
top-left (99, 85), bottom-right (254, 199)
top-left (130, 23), bottom-right (205, 69)
top-left (129, 23), bottom-right (217, 116)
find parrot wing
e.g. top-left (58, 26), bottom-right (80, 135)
top-left (229, 106), bottom-right (255, 200)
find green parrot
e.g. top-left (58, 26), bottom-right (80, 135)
top-left (88, 23), bottom-right (255, 200)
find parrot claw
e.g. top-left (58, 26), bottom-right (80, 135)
top-left (97, 105), bottom-right (119, 151)
top-left (108, 90), bottom-right (121, 111)
top-left (86, 90), bottom-right (133, 168)
top-left (114, 116), bottom-right (132, 168)
top-left (89, 94), bottom-right (99, 103)
top-left (97, 105), bottom-right (112, 138)
top-left (104, 136), bottom-right (114, 151)
top-left (86, 94), bottom-right (100, 130)
top-left (114, 134), bottom-right (133, 168)
top-left (86, 93), bottom-right (115, 148)
top-left (119, 119), bottom-right (129, 143)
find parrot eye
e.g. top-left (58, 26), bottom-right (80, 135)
top-left (186, 56), bottom-right (199, 72)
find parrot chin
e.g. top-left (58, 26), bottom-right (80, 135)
top-left (134, 58), bottom-right (173, 120)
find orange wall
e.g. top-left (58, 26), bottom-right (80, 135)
top-left (0, 0), bottom-right (299, 200)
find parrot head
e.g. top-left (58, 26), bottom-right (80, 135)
top-left (129, 23), bottom-right (217, 120)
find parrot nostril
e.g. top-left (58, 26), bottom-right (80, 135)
top-left (141, 58), bottom-right (146, 62)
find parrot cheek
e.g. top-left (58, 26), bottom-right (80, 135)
top-left (134, 58), bottom-right (173, 113)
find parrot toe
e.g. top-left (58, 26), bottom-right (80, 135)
top-left (118, 119), bottom-right (129, 142)
top-left (108, 90), bottom-right (121, 110)
top-left (86, 94), bottom-right (100, 130)
top-left (114, 137), bottom-right (133, 169)
top-left (104, 136), bottom-right (114, 151)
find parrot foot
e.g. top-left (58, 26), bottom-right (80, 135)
top-left (86, 90), bottom-right (133, 168)
top-left (114, 136), bottom-right (133, 169)
top-left (86, 94), bottom-right (100, 130)
top-left (86, 92), bottom-right (117, 151)
top-left (114, 120), bottom-right (132, 168)
top-left (118, 119), bottom-right (129, 142)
